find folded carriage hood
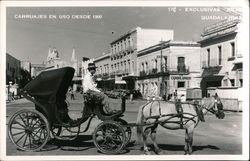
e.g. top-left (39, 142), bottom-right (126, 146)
top-left (23, 67), bottom-right (75, 103)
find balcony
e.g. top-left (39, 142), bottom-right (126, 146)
top-left (168, 66), bottom-right (189, 75)
top-left (138, 66), bottom-right (190, 79)
top-left (140, 71), bottom-right (147, 77)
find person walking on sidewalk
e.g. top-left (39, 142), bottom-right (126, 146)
top-left (70, 89), bottom-right (75, 100)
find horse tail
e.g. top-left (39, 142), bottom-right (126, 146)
top-left (136, 104), bottom-right (145, 143)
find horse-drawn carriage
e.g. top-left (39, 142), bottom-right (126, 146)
top-left (8, 67), bottom-right (132, 154)
top-left (8, 67), bottom-right (225, 155)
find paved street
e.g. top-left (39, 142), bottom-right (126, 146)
top-left (6, 93), bottom-right (242, 155)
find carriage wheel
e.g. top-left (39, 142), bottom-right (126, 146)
top-left (115, 118), bottom-right (132, 147)
top-left (8, 109), bottom-right (50, 151)
top-left (93, 121), bottom-right (126, 154)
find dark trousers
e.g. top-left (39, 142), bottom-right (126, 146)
top-left (86, 90), bottom-right (114, 114)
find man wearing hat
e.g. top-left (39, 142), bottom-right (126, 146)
top-left (82, 63), bottom-right (115, 114)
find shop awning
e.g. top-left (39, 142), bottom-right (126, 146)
top-left (194, 74), bottom-right (225, 78)
top-left (115, 80), bottom-right (126, 84)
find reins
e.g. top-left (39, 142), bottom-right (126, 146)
top-left (142, 100), bottom-right (201, 128)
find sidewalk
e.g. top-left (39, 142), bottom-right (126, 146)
top-left (6, 98), bottom-right (30, 106)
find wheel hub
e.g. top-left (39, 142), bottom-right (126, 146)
top-left (25, 126), bottom-right (33, 134)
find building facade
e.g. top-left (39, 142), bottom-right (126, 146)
top-left (94, 53), bottom-right (113, 90)
top-left (199, 19), bottom-right (243, 111)
top-left (6, 53), bottom-right (21, 85)
top-left (109, 27), bottom-right (174, 90)
top-left (136, 41), bottom-right (201, 99)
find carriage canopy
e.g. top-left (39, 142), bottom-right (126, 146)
top-left (23, 67), bottom-right (75, 103)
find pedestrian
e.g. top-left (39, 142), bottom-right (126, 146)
top-left (174, 89), bottom-right (178, 101)
top-left (70, 89), bottom-right (75, 100)
top-left (130, 90), bottom-right (133, 102)
top-left (180, 94), bottom-right (185, 102)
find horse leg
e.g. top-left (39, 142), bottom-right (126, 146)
top-left (143, 126), bottom-right (152, 155)
top-left (150, 124), bottom-right (163, 155)
top-left (187, 126), bottom-right (194, 155)
top-left (184, 126), bottom-right (194, 155)
top-left (184, 128), bottom-right (189, 155)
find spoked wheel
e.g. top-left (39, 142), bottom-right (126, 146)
top-left (115, 118), bottom-right (132, 147)
top-left (8, 109), bottom-right (50, 151)
top-left (93, 121), bottom-right (126, 154)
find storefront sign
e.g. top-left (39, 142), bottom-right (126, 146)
top-left (171, 76), bottom-right (191, 80)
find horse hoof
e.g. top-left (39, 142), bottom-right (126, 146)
top-left (156, 151), bottom-right (164, 155)
top-left (144, 151), bottom-right (151, 155)
top-left (184, 152), bottom-right (187, 155)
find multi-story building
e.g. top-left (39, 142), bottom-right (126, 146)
top-left (109, 27), bottom-right (174, 90)
top-left (94, 53), bottom-right (113, 90)
top-left (6, 53), bottom-right (21, 85)
top-left (199, 19), bottom-right (243, 111)
top-left (136, 41), bottom-right (201, 99)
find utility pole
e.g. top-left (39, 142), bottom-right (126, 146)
top-left (160, 39), bottom-right (164, 99)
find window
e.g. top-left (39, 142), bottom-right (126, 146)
top-left (141, 63), bottom-right (144, 72)
top-left (120, 62), bottom-right (123, 70)
top-left (239, 79), bottom-right (243, 87)
top-left (223, 79), bottom-right (228, 86)
top-left (154, 59), bottom-right (157, 69)
top-left (230, 79), bottom-right (235, 87)
top-left (218, 46), bottom-right (222, 65)
top-left (231, 42), bottom-right (235, 57)
top-left (164, 56), bottom-right (167, 71)
top-left (177, 57), bottom-right (185, 72)
top-left (207, 49), bottom-right (210, 67)
top-left (128, 60), bottom-right (131, 72)
top-left (177, 81), bottom-right (185, 88)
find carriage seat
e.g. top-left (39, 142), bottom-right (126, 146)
top-left (82, 93), bottom-right (121, 116)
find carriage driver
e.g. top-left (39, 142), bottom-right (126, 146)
top-left (82, 63), bottom-right (117, 114)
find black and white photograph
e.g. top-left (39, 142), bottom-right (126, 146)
top-left (1, 0), bottom-right (249, 160)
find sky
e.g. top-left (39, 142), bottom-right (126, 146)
top-left (6, 6), bottom-right (237, 64)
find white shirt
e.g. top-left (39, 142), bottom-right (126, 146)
top-left (82, 71), bottom-right (101, 93)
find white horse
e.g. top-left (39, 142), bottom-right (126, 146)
top-left (136, 95), bottom-right (225, 155)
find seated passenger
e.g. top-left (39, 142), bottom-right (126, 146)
top-left (82, 63), bottom-right (116, 115)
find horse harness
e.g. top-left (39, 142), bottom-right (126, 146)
top-left (143, 100), bottom-right (205, 129)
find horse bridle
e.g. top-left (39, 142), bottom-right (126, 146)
top-left (201, 97), bottom-right (222, 115)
